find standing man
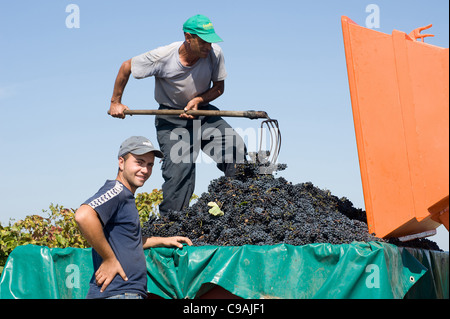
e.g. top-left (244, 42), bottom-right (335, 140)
top-left (108, 14), bottom-right (246, 215)
top-left (75, 136), bottom-right (192, 299)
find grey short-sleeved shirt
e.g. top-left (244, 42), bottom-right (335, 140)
top-left (131, 41), bottom-right (227, 109)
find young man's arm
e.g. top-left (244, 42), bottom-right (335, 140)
top-left (75, 205), bottom-right (128, 292)
top-left (142, 236), bottom-right (193, 249)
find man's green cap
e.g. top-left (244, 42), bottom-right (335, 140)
top-left (183, 14), bottom-right (223, 43)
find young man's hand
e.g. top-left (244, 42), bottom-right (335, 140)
top-left (95, 257), bottom-right (128, 293)
top-left (162, 236), bottom-right (193, 248)
top-left (143, 236), bottom-right (193, 249)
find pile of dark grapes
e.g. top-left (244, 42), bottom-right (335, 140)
top-left (142, 163), bottom-right (441, 250)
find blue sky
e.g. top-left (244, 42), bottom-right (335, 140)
top-left (0, 0), bottom-right (448, 250)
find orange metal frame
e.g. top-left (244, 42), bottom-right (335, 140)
top-left (341, 16), bottom-right (449, 238)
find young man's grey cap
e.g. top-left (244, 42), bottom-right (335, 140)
top-left (118, 136), bottom-right (164, 158)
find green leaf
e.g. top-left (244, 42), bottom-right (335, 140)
top-left (207, 202), bottom-right (224, 216)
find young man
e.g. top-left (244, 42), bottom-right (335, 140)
top-left (75, 136), bottom-right (192, 299)
top-left (108, 14), bottom-right (247, 215)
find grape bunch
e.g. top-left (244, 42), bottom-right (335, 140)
top-left (142, 163), bottom-right (441, 250)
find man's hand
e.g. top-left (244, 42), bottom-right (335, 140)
top-left (180, 97), bottom-right (203, 119)
top-left (95, 257), bottom-right (128, 293)
top-left (109, 102), bottom-right (129, 119)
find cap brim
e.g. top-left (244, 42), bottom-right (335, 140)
top-left (198, 33), bottom-right (223, 43)
top-left (153, 150), bottom-right (164, 158)
top-left (129, 148), bottom-right (164, 158)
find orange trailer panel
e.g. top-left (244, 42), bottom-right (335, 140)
top-left (341, 16), bottom-right (449, 238)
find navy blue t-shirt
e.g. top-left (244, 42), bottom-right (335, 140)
top-left (82, 180), bottom-right (147, 299)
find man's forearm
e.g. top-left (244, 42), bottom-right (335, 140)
top-left (182, 80), bottom-right (224, 118)
top-left (111, 59), bottom-right (132, 104)
top-left (196, 80), bottom-right (224, 106)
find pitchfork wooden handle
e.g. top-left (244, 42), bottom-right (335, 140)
top-left (107, 109), bottom-right (269, 119)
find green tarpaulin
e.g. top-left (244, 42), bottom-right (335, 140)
top-left (0, 242), bottom-right (448, 299)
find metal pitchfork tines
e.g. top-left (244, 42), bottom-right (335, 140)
top-left (108, 108), bottom-right (282, 173)
top-left (258, 115), bottom-right (282, 174)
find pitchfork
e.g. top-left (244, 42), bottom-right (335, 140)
top-left (108, 108), bottom-right (282, 172)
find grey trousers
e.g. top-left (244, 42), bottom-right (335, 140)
top-left (156, 104), bottom-right (247, 215)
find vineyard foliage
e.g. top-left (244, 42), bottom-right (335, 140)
top-left (0, 189), bottom-right (163, 271)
